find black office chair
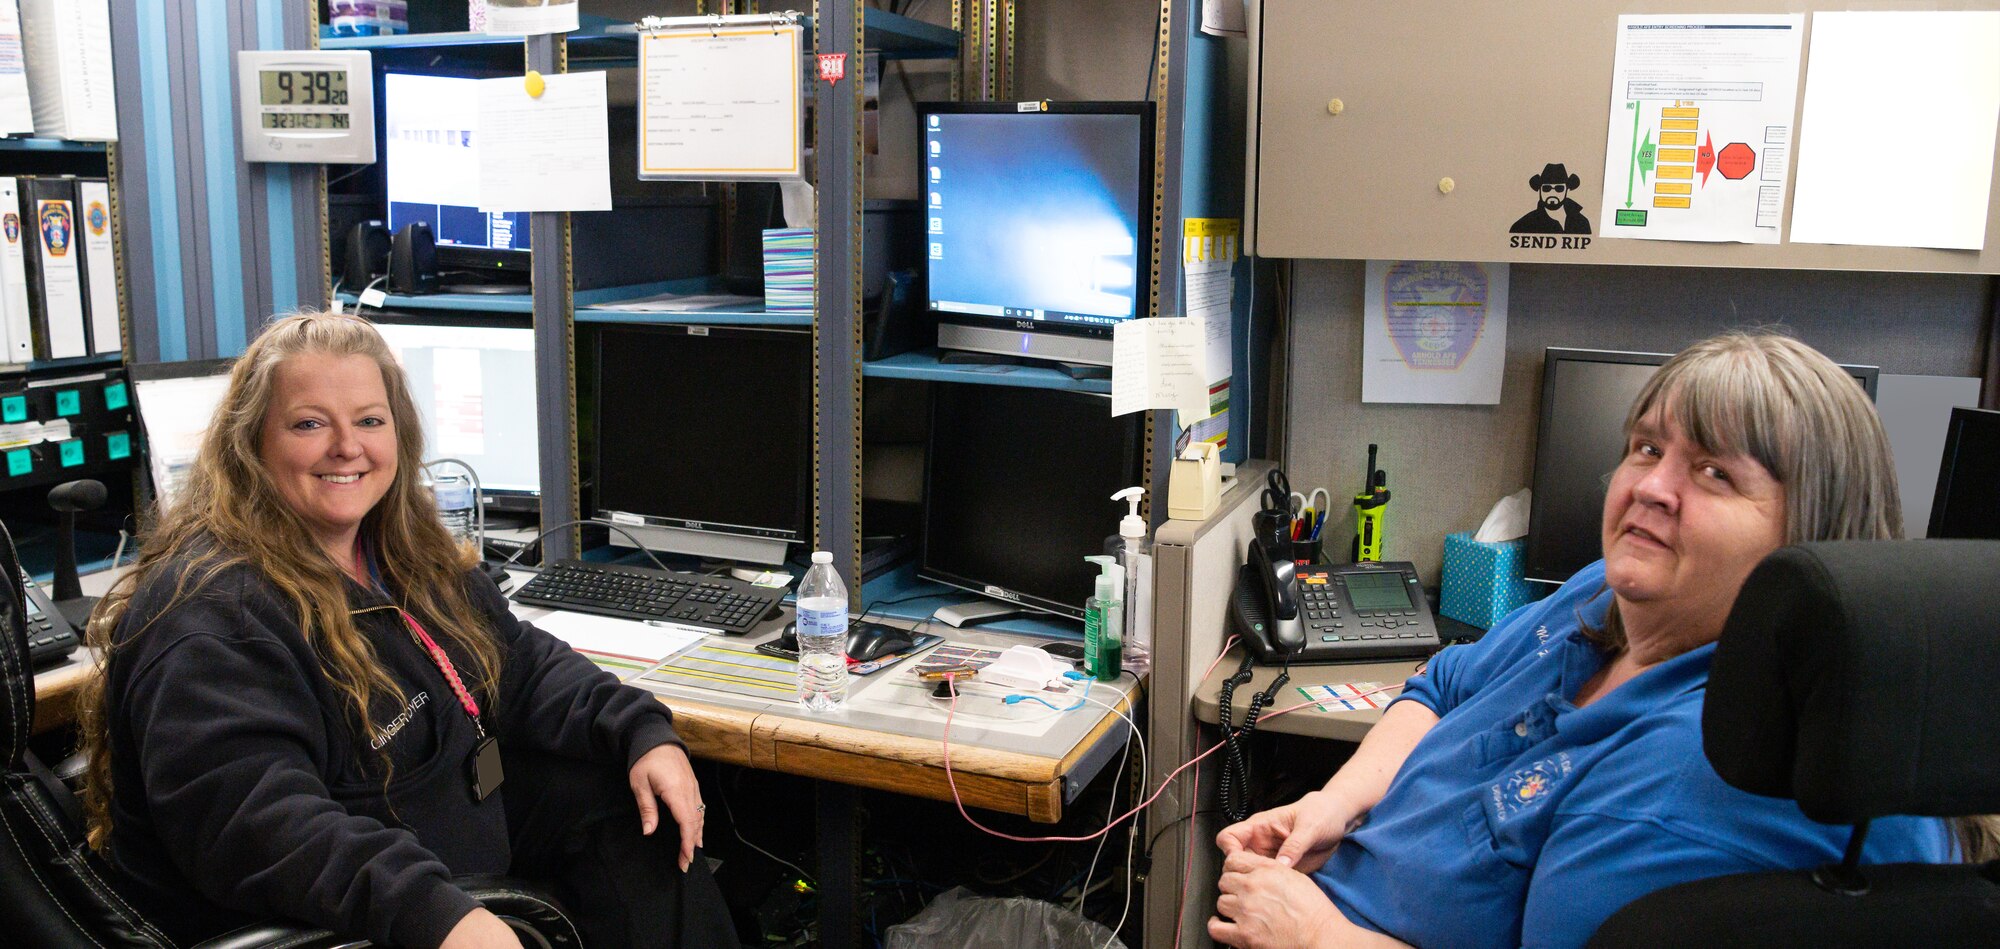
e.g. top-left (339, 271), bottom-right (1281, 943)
top-left (1588, 540), bottom-right (2000, 947)
top-left (0, 521), bottom-right (582, 948)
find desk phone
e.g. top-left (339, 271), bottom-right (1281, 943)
top-left (19, 568), bottom-right (79, 669)
top-left (1234, 557), bottom-right (1439, 664)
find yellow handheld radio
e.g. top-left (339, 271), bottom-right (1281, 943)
top-left (1352, 444), bottom-right (1391, 563)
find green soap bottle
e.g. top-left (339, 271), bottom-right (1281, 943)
top-left (1083, 555), bottom-right (1124, 682)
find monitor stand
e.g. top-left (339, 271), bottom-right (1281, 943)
top-left (935, 599), bottom-right (1030, 628)
top-left (936, 349), bottom-right (1110, 381)
top-left (441, 281), bottom-right (531, 295)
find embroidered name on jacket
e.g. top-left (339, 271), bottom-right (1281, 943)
top-left (371, 690), bottom-right (430, 750)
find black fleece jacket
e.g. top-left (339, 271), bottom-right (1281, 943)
top-left (102, 551), bottom-right (683, 948)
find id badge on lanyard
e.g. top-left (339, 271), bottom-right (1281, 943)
top-left (398, 607), bottom-right (504, 802)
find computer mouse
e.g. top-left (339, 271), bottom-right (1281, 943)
top-left (774, 622), bottom-right (799, 653)
top-left (847, 623), bottom-right (915, 663)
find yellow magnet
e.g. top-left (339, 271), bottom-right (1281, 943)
top-left (524, 70), bottom-right (546, 98)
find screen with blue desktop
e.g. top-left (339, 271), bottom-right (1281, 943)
top-left (382, 73), bottom-right (532, 266)
top-left (920, 102), bottom-right (1154, 365)
top-left (372, 321), bottom-right (540, 511)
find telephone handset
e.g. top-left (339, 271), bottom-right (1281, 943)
top-left (1234, 538), bottom-right (1306, 660)
top-left (1231, 546), bottom-right (1441, 665)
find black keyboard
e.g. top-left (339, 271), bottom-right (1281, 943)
top-left (512, 560), bottom-right (786, 635)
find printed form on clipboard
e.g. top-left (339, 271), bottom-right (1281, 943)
top-left (636, 14), bottom-right (805, 181)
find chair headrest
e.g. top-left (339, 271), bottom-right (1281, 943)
top-left (1704, 540), bottom-right (2000, 824)
top-left (0, 519), bottom-right (30, 770)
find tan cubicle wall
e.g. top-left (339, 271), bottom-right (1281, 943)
top-left (1247, 0), bottom-right (2000, 273)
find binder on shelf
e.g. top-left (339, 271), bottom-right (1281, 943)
top-left (18, 0), bottom-right (117, 142)
top-left (76, 178), bottom-right (115, 354)
top-left (0, 177), bottom-right (31, 363)
top-left (0, 0), bottom-right (36, 135)
top-left (20, 176), bottom-right (87, 360)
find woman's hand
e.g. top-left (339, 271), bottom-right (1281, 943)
top-left (1215, 789), bottom-right (1362, 872)
top-left (628, 743), bottom-right (704, 871)
top-left (439, 908), bottom-right (524, 949)
top-left (1210, 851), bottom-right (1407, 949)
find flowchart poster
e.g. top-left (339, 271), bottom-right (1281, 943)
top-left (1599, 14), bottom-right (1804, 244)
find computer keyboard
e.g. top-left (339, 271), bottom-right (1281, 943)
top-left (512, 560), bottom-right (787, 635)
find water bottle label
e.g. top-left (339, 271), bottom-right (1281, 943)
top-left (797, 606), bottom-right (848, 640)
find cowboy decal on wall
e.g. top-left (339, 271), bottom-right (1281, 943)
top-left (1508, 163), bottom-right (1593, 251)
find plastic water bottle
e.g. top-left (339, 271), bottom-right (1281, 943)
top-left (795, 551), bottom-right (849, 712)
top-left (433, 473), bottom-right (475, 546)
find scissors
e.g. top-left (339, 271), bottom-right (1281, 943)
top-left (1261, 469), bottom-right (1294, 518)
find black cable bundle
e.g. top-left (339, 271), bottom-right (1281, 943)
top-left (1217, 651), bottom-right (1289, 823)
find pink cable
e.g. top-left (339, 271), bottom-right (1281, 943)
top-left (1173, 744), bottom-right (1201, 949)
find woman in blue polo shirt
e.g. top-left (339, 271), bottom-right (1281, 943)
top-left (1209, 333), bottom-right (1992, 949)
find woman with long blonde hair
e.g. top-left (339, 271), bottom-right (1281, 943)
top-left (76, 312), bottom-right (733, 949)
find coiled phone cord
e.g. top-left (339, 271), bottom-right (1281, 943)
top-left (1217, 651), bottom-right (1289, 823)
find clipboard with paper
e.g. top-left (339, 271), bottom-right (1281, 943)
top-left (635, 13), bottom-right (806, 181)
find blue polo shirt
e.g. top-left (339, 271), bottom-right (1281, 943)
top-left (1311, 560), bottom-right (1952, 949)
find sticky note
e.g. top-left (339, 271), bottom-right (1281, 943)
top-left (104, 381), bottom-right (128, 410)
top-left (106, 432), bottom-right (129, 460)
top-left (6, 448), bottom-right (30, 476)
top-left (58, 439), bottom-right (82, 467)
top-left (54, 390), bottom-right (80, 416)
top-left (1, 396), bottom-right (23, 423)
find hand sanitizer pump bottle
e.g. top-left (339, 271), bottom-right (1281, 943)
top-left (1083, 555), bottom-right (1124, 682)
top-left (1107, 487), bottom-right (1152, 677)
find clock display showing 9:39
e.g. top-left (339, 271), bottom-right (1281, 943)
top-left (259, 69), bottom-right (348, 107)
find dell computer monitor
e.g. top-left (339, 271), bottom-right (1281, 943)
top-left (591, 324), bottom-right (812, 566)
top-left (130, 359), bottom-right (236, 513)
top-left (919, 101), bottom-right (1155, 367)
top-left (1524, 347), bottom-right (1879, 585)
top-left (373, 320), bottom-right (540, 512)
top-left (382, 73), bottom-right (531, 275)
top-left (1927, 406), bottom-right (2000, 540)
top-left (920, 385), bottom-right (1147, 621)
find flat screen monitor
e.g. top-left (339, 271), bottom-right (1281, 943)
top-left (382, 73), bottom-right (531, 275)
top-left (1525, 348), bottom-right (1879, 585)
top-left (130, 359), bottom-right (235, 513)
top-left (921, 385), bottom-right (1147, 620)
top-left (591, 324), bottom-right (811, 566)
top-left (373, 320), bottom-right (540, 512)
top-left (919, 101), bottom-right (1155, 367)
top-left (1927, 406), bottom-right (2000, 540)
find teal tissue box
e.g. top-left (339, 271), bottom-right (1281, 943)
top-left (1440, 531), bottom-right (1541, 629)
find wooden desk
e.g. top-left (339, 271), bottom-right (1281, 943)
top-left (1190, 644), bottom-right (1420, 744)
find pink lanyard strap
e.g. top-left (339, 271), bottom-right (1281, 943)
top-left (353, 547), bottom-right (485, 737)
top-left (400, 609), bottom-right (486, 738)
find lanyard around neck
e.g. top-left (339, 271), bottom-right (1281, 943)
top-left (354, 546), bottom-right (485, 739)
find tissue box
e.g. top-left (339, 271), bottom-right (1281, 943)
top-left (1440, 531), bottom-right (1542, 629)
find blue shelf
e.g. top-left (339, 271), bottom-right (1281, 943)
top-left (338, 289), bottom-right (534, 315)
top-left (0, 351), bottom-right (123, 375)
top-left (574, 278), bottom-right (810, 326)
top-left (863, 348), bottom-right (1114, 394)
top-left (859, 562), bottom-right (1085, 641)
top-left (0, 138), bottom-right (106, 154)
top-left (330, 10), bottom-right (958, 62)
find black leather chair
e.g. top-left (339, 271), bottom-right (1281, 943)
top-left (1588, 540), bottom-right (2000, 947)
top-left (0, 521), bottom-right (582, 948)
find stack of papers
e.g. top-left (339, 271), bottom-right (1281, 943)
top-left (536, 610), bottom-right (708, 680)
top-left (761, 227), bottom-right (814, 313)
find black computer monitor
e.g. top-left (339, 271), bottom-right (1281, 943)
top-left (1524, 348), bottom-right (1880, 585)
top-left (920, 385), bottom-right (1147, 620)
top-left (918, 101), bottom-right (1155, 367)
top-left (1927, 406), bottom-right (2000, 540)
top-left (372, 319), bottom-right (540, 513)
top-left (382, 72), bottom-right (532, 276)
top-left (591, 324), bottom-right (811, 566)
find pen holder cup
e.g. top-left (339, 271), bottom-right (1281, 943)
top-left (1439, 531), bottom-right (1543, 629)
top-left (1292, 537), bottom-right (1323, 566)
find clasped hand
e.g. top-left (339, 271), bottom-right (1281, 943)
top-left (1210, 791), bottom-right (1375, 949)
